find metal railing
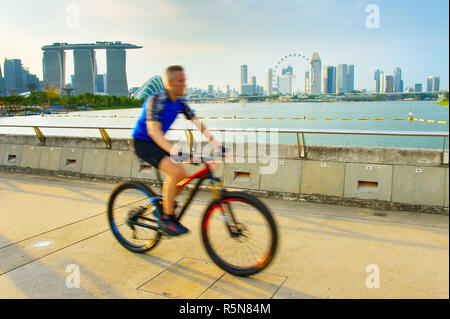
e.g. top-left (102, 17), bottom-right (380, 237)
top-left (0, 124), bottom-right (448, 161)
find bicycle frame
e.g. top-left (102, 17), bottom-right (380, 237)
top-left (154, 160), bottom-right (225, 222)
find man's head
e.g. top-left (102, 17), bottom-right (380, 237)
top-left (164, 65), bottom-right (186, 98)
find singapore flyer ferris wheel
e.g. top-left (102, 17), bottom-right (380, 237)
top-left (272, 53), bottom-right (310, 95)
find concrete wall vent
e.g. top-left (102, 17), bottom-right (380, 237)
top-left (7, 155), bottom-right (16, 163)
top-left (358, 181), bottom-right (379, 193)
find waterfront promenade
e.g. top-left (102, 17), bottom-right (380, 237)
top-left (0, 170), bottom-right (448, 299)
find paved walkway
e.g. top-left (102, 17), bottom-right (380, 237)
top-left (0, 170), bottom-right (448, 299)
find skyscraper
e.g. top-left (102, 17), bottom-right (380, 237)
top-left (433, 77), bottom-right (440, 92)
top-left (240, 65), bottom-right (248, 94)
top-left (106, 48), bottom-right (129, 96)
top-left (282, 65), bottom-right (293, 75)
top-left (426, 77), bottom-right (433, 92)
top-left (42, 50), bottom-right (66, 91)
top-left (337, 64), bottom-right (354, 94)
top-left (267, 68), bottom-right (273, 96)
top-left (73, 49), bottom-right (96, 95)
top-left (278, 74), bottom-right (295, 95)
top-left (95, 74), bottom-right (105, 93)
top-left (0, 65), bottom-right (5, 96)
top-left (374, 69), bottom-right (382, 93)
top-left (384, 75), bottom-right (394, 93)
top-left (347, 65), bottom-right (355, 92)
top-left (394, 67), bottom-right (403, 93)
top-left (42, 42), bottom-right (141, 97)
top-left (22, 68), bottom-right (30, 90)
top-left (250, 76), bottom-right (257, 95)
top-left (4, 59), bottom-right (24, 94)
top-left (208, 84), bottom-right (214, 95)
top-left (308, 52), bottom-right (321, 95)
top-left (305, 70), bottom-right (310, 93)
top-left (414, 83), bottom-right (422, 92)
top-left (379, 72), bottom-right (386, 93)
top-left (323, 66), bottom-right (336, 94)
top-left (426, 76), bottom-right (440, 92)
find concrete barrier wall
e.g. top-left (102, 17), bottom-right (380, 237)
top-left (0, 134), bottom-right (448, 213)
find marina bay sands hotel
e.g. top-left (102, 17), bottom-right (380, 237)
top-left (42, 41), bottom-right (142, 96)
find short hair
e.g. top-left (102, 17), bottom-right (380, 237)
top-left (164, 65), bottom-right (184, 82)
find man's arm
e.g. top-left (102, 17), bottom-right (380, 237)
top-left (190, 116), bottom-right (221, 148)
top-left (147, 121), bottom-right (176, 154)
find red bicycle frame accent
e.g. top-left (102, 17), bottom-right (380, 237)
top-left (176, 165), bottom-right (212, 189)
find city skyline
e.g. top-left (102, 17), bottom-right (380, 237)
top-left (1, 0), bottom-right (448, 91)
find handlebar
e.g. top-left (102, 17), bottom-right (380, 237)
top-left (172, 146), bottom-right (229, 164)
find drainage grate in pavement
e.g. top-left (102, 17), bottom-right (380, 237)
top-left (199, 272), bottom-right (287, 299)
top-left (137, 257), bottom-right (224, 299)
top-left (137, 257), bottom-right (287, 299)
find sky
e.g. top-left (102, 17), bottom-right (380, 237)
top-left (1, 0), bottom-right (449, 92)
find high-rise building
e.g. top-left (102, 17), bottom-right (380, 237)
top-left (208, 84), bottom-right (214, 95)
top-left (426, 76), bottom-right (440, 92)
top-left (305, 70), bottom-right (310, 93)
top-left (384, 75), bottom-right (394, 93)
top-left (0, 64), bottom-right (5, 96)
top-left (267, 68), bottom-right (273, 96)
top-left (241, 84), bottom-right (254, 95)
top-left (282, 65), bottom-right (293, 75)
top-left (426, 76), bottom-right (433, 92)
top-left (4, 59), bottom-right (24, 95)
top-left (257, 86), bottom-right (265, 96)
top-left (374, 69), bottom-right (382, 93)
top-left (73, 49), bottom-right (96, 95)
top-left (240, 65), bottom-right (248, 94)
top-left (393, 67), bottom-right (403, 92)
top-left (106, 49), bottom-right (128, 96)
top-left (22, 68), bottom-right (30, 90)
top-left (250, 76), bottom-right (256, 95)
top-left (337, 64), bottom-right (354, 94)
top-left (42, 42), bottom-right (141, 97)
top-left (42, 50), bottom-right (66, 91)
top-left (414, 83), bottom-right (422, 93)
top-left (95, 74), bottom-right (105, 93)
top-left (347, 65), bottom-right (355, 92)
top-left (323, 66), bottom-right (336, 94)
top-left (308, 52), bottom-right (321, 95)
top-left (278, 74), bottom-right (295, 95)
top-left (434, 77), bottom-right (440, 92)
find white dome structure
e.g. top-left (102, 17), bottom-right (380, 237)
top-left (132, 75), bottom-right (164, 99)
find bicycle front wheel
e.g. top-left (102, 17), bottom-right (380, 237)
top-left (107, 181), bottom-right (162, 253)
top-left (201, 192), bottom-right (278, 276)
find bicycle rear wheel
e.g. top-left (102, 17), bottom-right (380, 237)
top-left (107, 181), bottom-right (162, 253)
top-left (201, 192), bottom-right (278, 276)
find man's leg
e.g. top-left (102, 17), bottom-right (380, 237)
top-left (158, 156), bottom-right (188, 216)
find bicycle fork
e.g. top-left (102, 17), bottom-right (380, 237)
top-left (210, 180), bottom-right (244, 239)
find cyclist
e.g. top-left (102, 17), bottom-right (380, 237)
top-left (132, 65), bottom-right (223, 236)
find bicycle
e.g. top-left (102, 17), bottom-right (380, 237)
top-left (107, 152), bottom-right (278, 276)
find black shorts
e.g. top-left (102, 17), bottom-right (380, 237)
top-left (133, 138), bottom-right (169, 169)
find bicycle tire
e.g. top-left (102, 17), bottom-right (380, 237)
top-left (201, 191), bottom-right (278, 276)
top-left (107, 181), bottom-right (162, 253)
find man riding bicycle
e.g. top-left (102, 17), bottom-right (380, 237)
top-left (132, 65), bottom-right (224, 236)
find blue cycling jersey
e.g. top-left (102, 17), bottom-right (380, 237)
top-left (132, 90), bottom-right (195, 141)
